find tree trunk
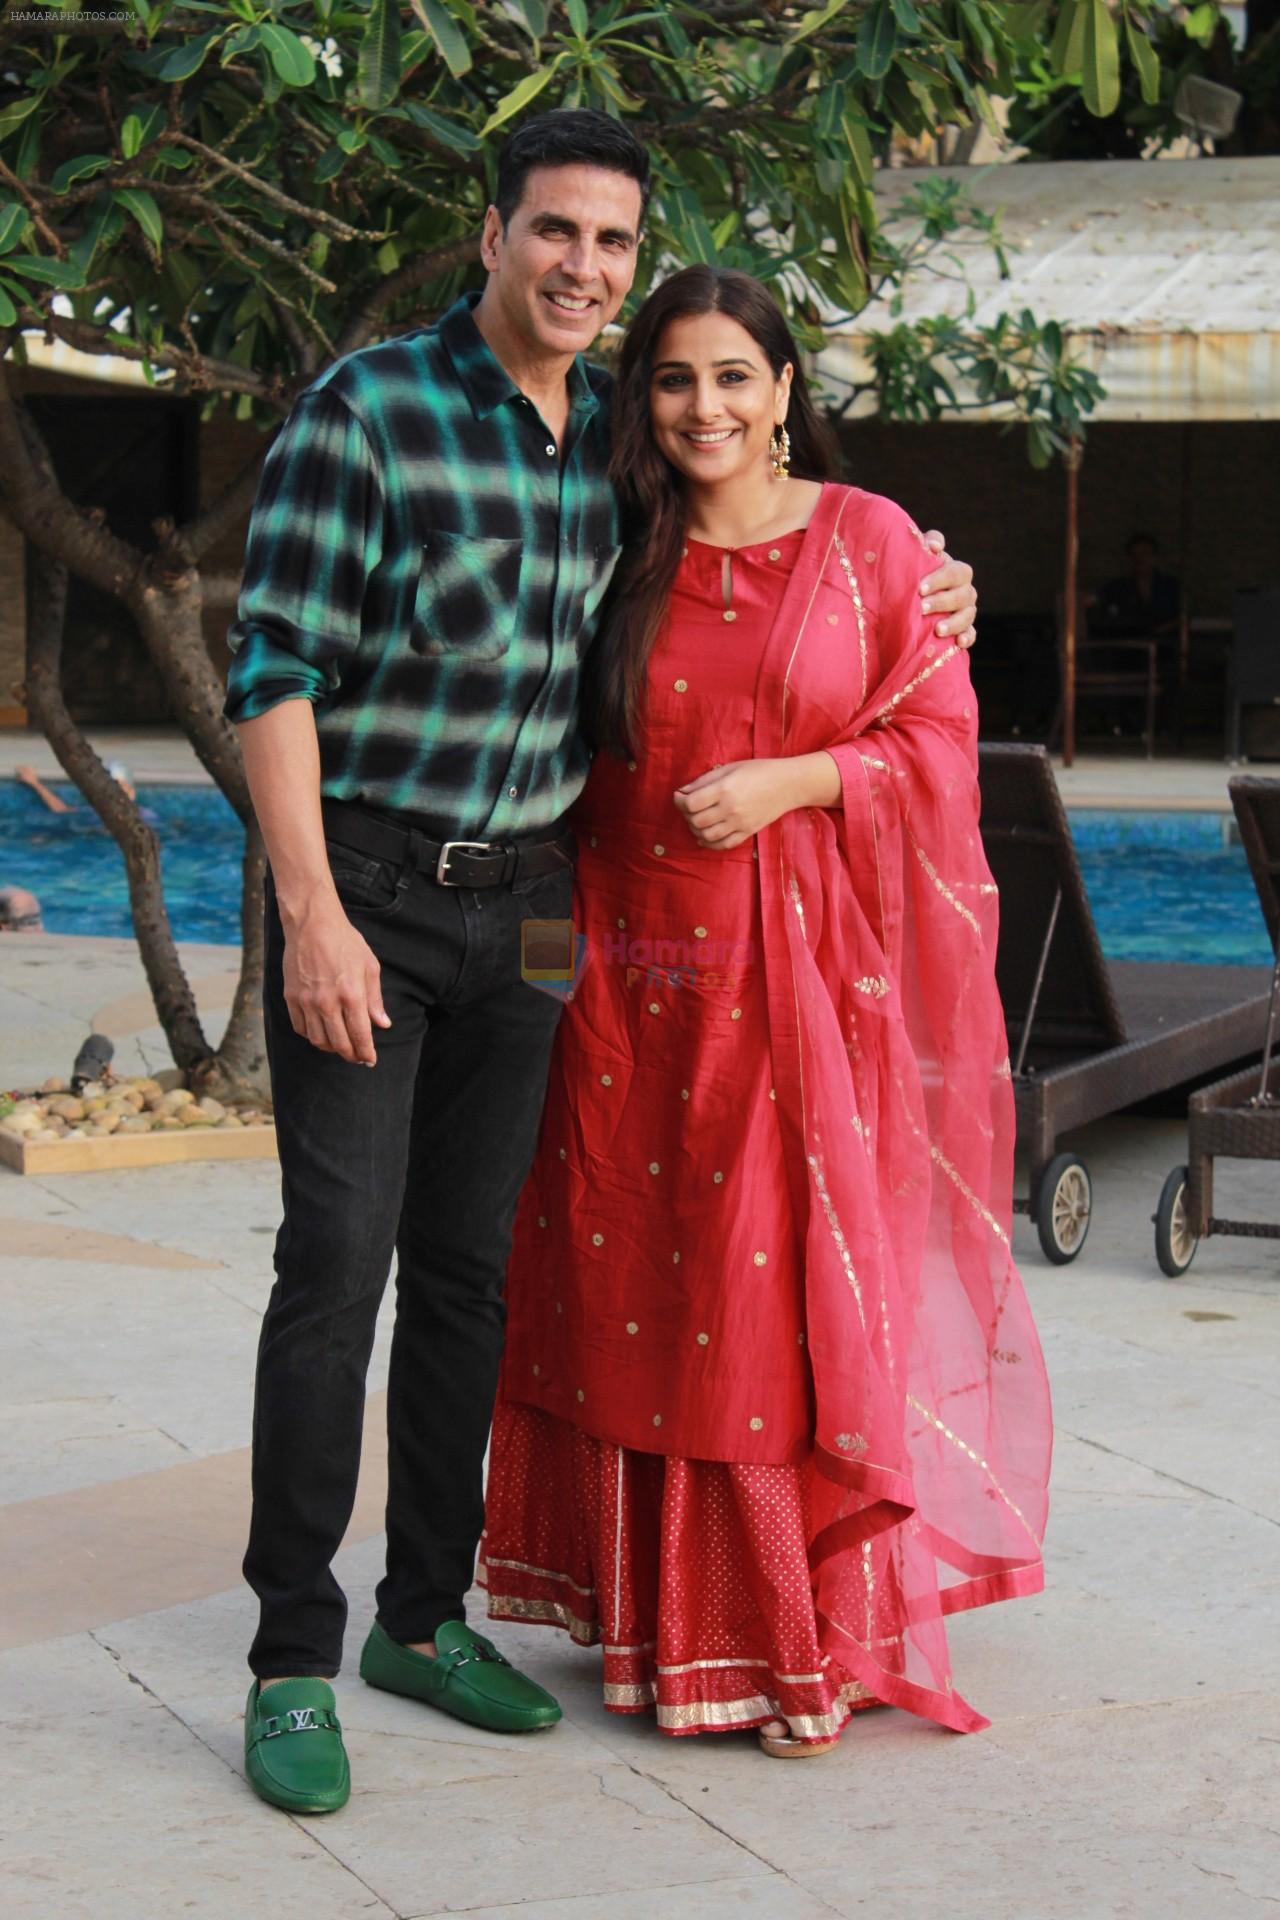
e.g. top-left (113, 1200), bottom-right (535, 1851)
top-left (23, 544), bottom-right (213, 1069)
top-left (8, 390), bottom-right (272, 1101)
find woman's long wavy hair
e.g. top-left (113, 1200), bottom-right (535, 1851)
top-left (584, 266), bottom-right (842, 758)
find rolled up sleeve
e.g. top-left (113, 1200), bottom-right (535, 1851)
top-left (224, 389), bottom-right (383, 724)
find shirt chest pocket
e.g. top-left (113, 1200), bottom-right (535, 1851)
top-left (410, 531), bottom-right (523, 662)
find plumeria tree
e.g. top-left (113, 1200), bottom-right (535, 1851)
top-left (0, 0), bottom-right (1208, 1098)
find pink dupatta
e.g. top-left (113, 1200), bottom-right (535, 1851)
top-left (753, 483), bottom-right (1052, 1732)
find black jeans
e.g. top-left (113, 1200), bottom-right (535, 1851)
top-left (243, 808), bottom-right (572, 1678)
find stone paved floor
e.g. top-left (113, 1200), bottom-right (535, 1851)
top-left (2, 926), bottom-right (1278, 1918)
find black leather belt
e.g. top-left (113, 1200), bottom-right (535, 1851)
top-left (321, 798), bottom-right (575, 890)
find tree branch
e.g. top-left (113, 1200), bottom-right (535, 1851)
top-left (335, 234), bottom-right (482, 357)
top-left (41, 315), bottom-right (289, 407)
top-left (160, 132), bottom-right (385, 242)
top-left (0, 355), bottom-right (143, 599)
top-left (182, 446), bottom-right (269, 563)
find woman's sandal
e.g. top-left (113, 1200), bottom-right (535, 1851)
top-left (757, 1715), bottom-right (839, 1759)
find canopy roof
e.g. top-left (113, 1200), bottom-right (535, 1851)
top-left (823, 157), bottom-right (1280, 423)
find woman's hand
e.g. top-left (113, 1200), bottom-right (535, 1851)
top-left (675, 753), bottom-right (840, 851)
top-left (919, 531), bottom-right (977, 644)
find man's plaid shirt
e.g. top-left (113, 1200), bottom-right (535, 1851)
top-left (224, 295), bottom-right (619, 840)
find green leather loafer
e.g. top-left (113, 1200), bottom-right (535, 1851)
top-left (244, 1678), bottom-right (350, 1814)
top-left (359, 1619), bottom-right (561, 1734)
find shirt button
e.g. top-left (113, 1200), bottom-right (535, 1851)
top-left (508, 785), bottom-right (518, 797)
top-left (545, 444), bottom-right (556, 457)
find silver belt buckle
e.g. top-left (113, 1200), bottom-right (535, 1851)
top-left (436, 839), bottom-right (496, 885)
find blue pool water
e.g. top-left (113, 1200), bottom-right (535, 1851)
top-left (0, 784), bottom-right (1272, 966)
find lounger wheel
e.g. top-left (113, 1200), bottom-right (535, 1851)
top-left (1036, 1154), bottom-right (1092, 1265)
top-left (1154, 1164), bottom-right (1198, 1277)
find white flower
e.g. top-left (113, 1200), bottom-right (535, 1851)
top-left (301, 34), bottom-right (343, 79)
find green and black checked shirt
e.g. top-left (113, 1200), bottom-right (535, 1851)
top-left (224, 294), bottom-right (619, 840)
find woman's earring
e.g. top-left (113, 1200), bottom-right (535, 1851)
top-left (769, 423), bottom-right (791, 480)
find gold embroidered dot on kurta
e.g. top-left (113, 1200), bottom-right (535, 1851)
top-left (537, 1215), bottom-right (547, 1228)
top-left (648, 1161), bottom-right (660, 1175)
top-left (696, 1332), bottom-right (709, 1345)
top-left (648, 1002), bottom-right (660, 1015)
top-left (532, 1364), bottom-right (540, 1376)
top-left (589, 834), bottom-right (598, 846)
top-left (681, 1088), bottom-right (690, 1100)
top-left (864, 549), bottom-right (877, 563)
top-left (652, 1414), bottom-right (662, 1427)
top-left (730, 1008), bottom-right (742, 1021)
top-left (577, 1389), bottom-right (585, 1402)
top-left (626, 1321), bottom-right (638, 1335)
top-left (627, 760), bottom-right (637, 771)
top-left (753, 1251), bottom-right (767, 1266)
top-left (601, 1073), bottom-right (612, 1086)
top-left (767, 547), bottom-right (782, 561)
top-left (653, 844), bottom-right (665, 857)
top-left (592, 1233), bottom-right (604, 1247)
top-left (674, 679), bottom-right (688, 692)
top-left (558, 1148), bottom-right (566, 1160)
top-left (713, 1171), bottom-right (724, 1184)
top-left (722, 609), bottom-right (737, 623)
top-left (693, 925), bottom-right (707, 939)
top-left (673, 1251), bottom-right (680, 1264)
top-left (826, 612), bottom-right (839, 626)
top-left (769, 1087), bottom-right (776, 1100)
top-left (749, 1417), bottom-right (764, 1431)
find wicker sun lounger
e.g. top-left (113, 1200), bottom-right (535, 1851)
top-left (977, 745), bottom-right (1274, 1265)
top-left (1153, 776), bottom-right (1280, 1275)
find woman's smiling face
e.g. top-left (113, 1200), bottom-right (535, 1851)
top-left (648, 310), bottom-right (792, 487)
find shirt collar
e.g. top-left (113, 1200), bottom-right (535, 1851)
top-left (439, 293), bottom-right (600, 423)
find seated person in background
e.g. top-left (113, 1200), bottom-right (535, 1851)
top-left (1093, 532), bottom-right (1181, 638)
top-left (0, 886), bottom-right (44, 932)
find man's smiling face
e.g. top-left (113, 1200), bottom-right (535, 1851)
top-left (480, 163), bottom-right (643, 360)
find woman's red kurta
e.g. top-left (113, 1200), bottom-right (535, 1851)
top-left (483, 483), bottom-right (1052, 1738)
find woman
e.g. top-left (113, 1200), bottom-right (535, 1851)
top-left (479, 267), bottom-right (1051, 1754)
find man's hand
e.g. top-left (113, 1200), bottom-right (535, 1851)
top-left (919, 530), bottom-right (977, 646)
top-left (280, 893), bottom-right (390, 1067)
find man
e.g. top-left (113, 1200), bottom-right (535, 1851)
top-left (1094, 531), bottom-right (1181, 639)
top-left (225, 108), bottom-right (978, 1815)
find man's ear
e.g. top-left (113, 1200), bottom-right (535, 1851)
top-left (480, 203), bottom-right (503, 271)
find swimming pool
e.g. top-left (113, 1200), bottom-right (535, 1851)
top-left (0, 784), bottom-right (1272, 966)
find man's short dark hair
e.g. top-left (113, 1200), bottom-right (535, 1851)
top-left (1127, 531), bottom-right (1158, 554)
top-left (494, 109), bottom-right (651, 232)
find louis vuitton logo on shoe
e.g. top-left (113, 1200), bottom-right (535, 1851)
top-left (288, 1707), bottom-right (317, 1732)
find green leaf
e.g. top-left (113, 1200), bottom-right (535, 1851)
top-left (480, 64), bottom-right (559, 137)
top-left (1050, 0), bottom-right (1086, 75)
top-left (1081, 0), bottom-right (1119, 116)
top-left (359, 0), bottom-right (402, 109)
top-left (0, 285), bottom-right (12, 330)
top-left (1184, 3), bottom-right (1217, 45)
top-left (1124, 14), bottom-right (1160, 107)
top-left (400, 101), bottom-right (482, 153)
top-left (1001, 0), bottom-right (1050, 38)
top-left (114, 188), bottom-right (164, 253)
top-left (889, 0), bottom-right (920, 31)
top-left (0, 203), bottom-right (31, 253)
top-left (120, 114), bottom-right (144, 159)
top-left (259, 23), bottom-right (316, 88)
top-left (511, 0), bottom-right (548, 40)
top-left (314, 144), bottom-right (346, 183)
top-left (0, 95), bottom-right (41, 142)
top-left (336, 126), bottom-right (367, 153)
top-left (566, 0), bottom-right (589, 36)
top-left (366, 131), bottom-right (404, 168)
top-left (375, 237), bottom-right (400, 272)
top-left (411, 0), bottom-right (472, 78)
top-left (857, 0), bottom-right (898, 81)
top-left (221, 23), bottom-right (263, 63)
top-left (50, 153), bottom-right (111, 194)
top-left (155, 31), bottom-right (223, 83)
top-left (791, 0), bottom-right (850, 43)
top-left (4, 253), bottom-right (88, 290)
